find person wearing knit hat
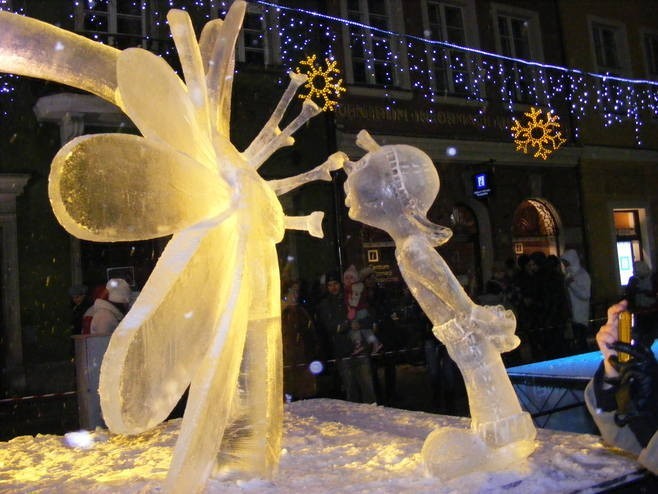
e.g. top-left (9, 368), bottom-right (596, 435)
top-left (88, 278), bottom-right (132, 336)
top-left (107, 278), bottom-right (132, 304)
top-left (68, 284), bottom-right (92, 335)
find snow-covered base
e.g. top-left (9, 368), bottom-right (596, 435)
top-left (0, 399), bottom-right (645, 493)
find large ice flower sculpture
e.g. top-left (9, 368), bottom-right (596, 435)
top-left (0, 2), bottom-right (344, 493)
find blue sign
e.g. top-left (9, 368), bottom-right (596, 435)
top-left (473, 171), bottom-right (492, 198)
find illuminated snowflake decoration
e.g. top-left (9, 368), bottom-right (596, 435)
top-left (510, 107), bottom-right (566, 160)
top-left (295, 54), bottom-right (346, 112)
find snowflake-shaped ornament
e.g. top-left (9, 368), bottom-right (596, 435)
top-left (510, 107), bottom-right (566, 160)
top-left (295, 54), bottom-right (346, 111)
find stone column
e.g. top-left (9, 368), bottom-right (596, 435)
top-left (0, 174), bottom-right (30, 392)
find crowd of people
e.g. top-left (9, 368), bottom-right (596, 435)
top-left (283, 265), bottom-right (403, 406)
top-left (476, 249), bottom-right (592, 362)
top-left (67, 252), bottom-right (657, 415)
top-left (66, 259), bottom-right (658, 474)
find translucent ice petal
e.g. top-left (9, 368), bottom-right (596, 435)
top-left (198, 18), bottom-right (223, 74)
top-left (0, 11), bottom-right (119, 104)
top-left (166, 242), bottom-right (283, 492)
top-left (49, 134), bottom-right (231, 242)
top-left (165, 224), bottom-right (249, 492)
top-left (232, 276), bottom-right (283, 476)
top-left (167, 10), bottom-right (211, 139)
top-left (219, 242), bottom-right (283, 476)
top-left (100, 215), bottom-right (240, 434)
top-left (206, 0), bottom-right (245, 139)
top-left (117, 48), bottom-right (216, 169)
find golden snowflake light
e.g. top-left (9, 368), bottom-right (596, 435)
top-left (295, 54), bottom-right (346, 112)
top-left (511, 107), bottom-right (566, 160)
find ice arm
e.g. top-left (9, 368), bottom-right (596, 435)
top-left (284, 212), bottom-right (324, 238)
top-left (244, 78), bottom-right (322, 169)
top-left (268, 152), bottom-right (347, 196)
top-left (243, 72), bottom-right (308, 165)
top-left (398, 239), bottom-right (474, 318)
top-left (400, 239), bottom-right (517, 349)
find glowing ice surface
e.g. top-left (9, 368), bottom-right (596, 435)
top-left (0, 2), bottom-right (344, 492)
top-left (343, 130), bottom-right (537, 480)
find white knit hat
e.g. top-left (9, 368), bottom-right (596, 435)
top-left (106, 278), bottom-right (132, 304)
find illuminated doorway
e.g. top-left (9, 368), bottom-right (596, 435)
top-left (614, 209), bottom-right (645, 286)
top-left (512, 198), bottom-right (562, 258)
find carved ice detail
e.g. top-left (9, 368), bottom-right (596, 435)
top-left (0, 2), bottom-right (344, 492)
top-left (342, 130), bottom-right (536, 480)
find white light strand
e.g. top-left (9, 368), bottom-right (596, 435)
top-left (1, 0), bottom-right (657, 144)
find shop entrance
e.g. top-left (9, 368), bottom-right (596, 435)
top-left (512, 198), bottom-right (562, 258)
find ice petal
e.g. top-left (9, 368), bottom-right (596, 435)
top-left (167, 10), bottom-right (211, 139)
top-left (48, 133), bottom-right (231, 242)
top-left (198, 18), bottom-right (222, 74)
top-left (0, 11), bottom-right (119, 104)
top-left (206, 0), bottom-right (245, 138)
top-left (166, 242), bottom-right (283, 491)
top-left (117, 48), bottom-right (216, 169)
top-left (100, 215), bottom-right (241, 434)
top-left (165, 234), bottom-right (250, 492)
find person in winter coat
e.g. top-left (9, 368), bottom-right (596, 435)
top-left (585, 300), bottom-right (658, 475)
top-left (625, 260), bottom-right (658, 347)
top-left (561, 249), bottom-right (591, 352)
top-left (68, 284), bottom-right (92, 335)
top-left (315, 270), bottom-right (376, 404)
top-left (87, 278), bottom-right (132, 336)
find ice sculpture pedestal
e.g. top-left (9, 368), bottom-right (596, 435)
top-left (0, 399), bottom-right (651, 492)
top-left (72, 335), bottom-right (110, 430)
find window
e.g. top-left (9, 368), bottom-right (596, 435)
top-left (421, 0), bottom-right (479, 97)
top-left (642, 31), bottom-right (658, 80)
top-left (492, 4), bottom-right (544, 105)
top-left (341, 0), bottom-right (406, 87)
top-left (210, 2), bottom-right (279, 66)
top-left (75, 0), bottom-right (148, 49)
top-left (588, 17), bottom-right (630, 115)
top-left (614, 210), bottom-right (644, 286)
top-left (591, 22), bottom-right (624, 74)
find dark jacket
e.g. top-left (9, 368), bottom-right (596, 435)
top-left (315, 292), bottom-right (353, 359)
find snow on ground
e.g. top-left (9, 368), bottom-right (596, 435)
top-left (0, 399), bottom-right (645, 493)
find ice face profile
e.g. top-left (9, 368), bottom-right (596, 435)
top-left (343, 130), bottom-right (537, 479)
top-left (0, 2), bottom-right (344, 492)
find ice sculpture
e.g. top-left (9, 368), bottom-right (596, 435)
top-left (0, 3), bottom-right (345, 492)
top-left (342, 130), bottom-right (536, 479)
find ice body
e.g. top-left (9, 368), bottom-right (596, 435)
top-left (0, 2), bottom-right (343, 493)
top-left (343, 131), bottom-right (536, 480)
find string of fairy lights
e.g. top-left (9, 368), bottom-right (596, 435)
top-left (2, 0), bottom-right (658, 146)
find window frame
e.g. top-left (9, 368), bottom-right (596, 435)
top-left (491, 3), bottom-right (545, 105)
top-left (74, 0), bottom-right (149, 49)
top-left (339, 0), bottom-right (409, 90)
top-left (209, 2), bottom-right (280, 67)
top-left (587, 16), bottom-right (630, 115)
top-left (420, 0), bottom-right (481, 99)
top-left (613, 208), bottom-right (649, 287)
top-left (641, 28), bottom-right (658, 80)
top-left (588, 16), bottom-right (630, 76)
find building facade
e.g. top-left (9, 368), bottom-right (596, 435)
top-left (1, 0), bottom-right (657, 393)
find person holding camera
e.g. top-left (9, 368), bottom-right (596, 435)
top-left (585, 299), bottom-right (658, 474)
